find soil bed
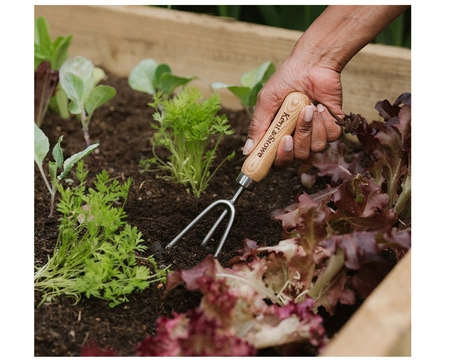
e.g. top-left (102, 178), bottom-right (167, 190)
top-left (34, 72), bottom-right (361, 356)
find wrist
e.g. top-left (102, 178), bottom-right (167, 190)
top-left (291, 5), bottom-right (409, 73)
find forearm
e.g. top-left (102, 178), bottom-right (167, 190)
top-left (293, 5), bottom-right (409, 72)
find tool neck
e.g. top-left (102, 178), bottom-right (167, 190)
top-left (236, 172), bottom-right (257, 191)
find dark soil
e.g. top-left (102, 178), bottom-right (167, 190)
top-left (34, 72), bottom-right (360, 356)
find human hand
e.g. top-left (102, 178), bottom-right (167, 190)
top-left (243, 56), bottom-right (343, 168)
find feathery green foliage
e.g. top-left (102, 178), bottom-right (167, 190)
top-left (34, 163), bottom-right (170, 308)
top-left (141, 87), bottom-right (235, 197)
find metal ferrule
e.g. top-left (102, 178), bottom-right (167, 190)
top-left (236, 172), bottom-right (257, 191)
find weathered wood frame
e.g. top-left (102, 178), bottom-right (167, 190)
top-left (34, 5), bottom-right (411, 121)
top-left (34, 5), bottom-right (411, 356)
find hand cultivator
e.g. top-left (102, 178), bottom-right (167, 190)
top-left (166, 92), bottom-right (311, 257)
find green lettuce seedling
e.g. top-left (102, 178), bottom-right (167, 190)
top-left (59, 56), bottom-right (116, 148)
top-left (34, 123), bottom-right (99, 216)
top-left (212, 61), bottom-right (275, 117)
top-left (34, 16), bottom-right (72, 121)
top-left (128, 58), bottom-right (195, 99)
top-left (142, 87), bottom-right (235, 197)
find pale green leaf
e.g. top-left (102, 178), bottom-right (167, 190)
top-left (128, 58), bottom-right (158, 95)
top-left (211, 82), bottom-right (232, 90)
top-left (34, 17), bottom-right (51, 51)
top-left (60, 56), bottom-right (95, 106)
top-left (159, 73), bottom-right (194, 96)
top-left (240, 61), bottom-right (275, 88)
top-left (85, 86), bottom-right (117, 116)
top-left (62, 73), bottom-right (84, 114)
top-left (154, 63), bottom-right (172, 89)
top-left (34, 123), bottom-right (49, 166)
top-left (93, 67), bottom-right (105, 86)
top-left (49, 161), bottom-right (58, 185)
top-left (58, 143), bottom-right (99, 180)
top-left (52, 136), bottom-right (64, 169)
top-left (225, 86), bottom-right (252, 107)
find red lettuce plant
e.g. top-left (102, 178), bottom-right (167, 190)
top-left (82, 93), bottom-right (411, 356)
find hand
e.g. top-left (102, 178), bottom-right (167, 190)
top-left (243, 55), bottom-right (343, 168)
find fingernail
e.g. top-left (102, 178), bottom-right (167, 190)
top-left (284, 136), bottom-right (293, 152)
top-left (243, 138), bottom-right (253, 155)
top-left (305, 105), bottom-right (314, 122)
top-left (317, 103), bottom-right (325, 113)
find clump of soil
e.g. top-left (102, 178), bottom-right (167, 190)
top-left (34, 72), bottom-right (359, 356)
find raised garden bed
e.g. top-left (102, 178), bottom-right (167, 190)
top-left (34, 5), bottom-right (411, 356)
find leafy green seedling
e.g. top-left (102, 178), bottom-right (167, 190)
top-left (141, 87), bottom-right (235, 197)
top-left (212, 61), bottom-right (276, 117)
top-left (34, 165), bottom-right (170, 308)
top-left (128, 58), bottom-right (195, 100)
top-left (34, 123), bottom-right (99, 217)
top-left (34, 16), bottom-right (72, 120)
top-left (59, 56), bottom-right (116, 148)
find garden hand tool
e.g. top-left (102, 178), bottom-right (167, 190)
top-left (166, 92), bottom-right (311, 257)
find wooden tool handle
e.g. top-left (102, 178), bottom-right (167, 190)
top-left (241, 92), bottom-right (310, 183)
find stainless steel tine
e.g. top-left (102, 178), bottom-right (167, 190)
top-left (201, 186), bottom-right (245, 247)
top-left (166, 187), bottom-right (245, 257)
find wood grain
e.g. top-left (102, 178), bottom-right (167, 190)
top-left (34, 5), bottom-right (411, 121)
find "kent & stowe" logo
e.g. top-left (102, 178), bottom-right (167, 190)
top-left (256, 112), bottom-right (290, 158)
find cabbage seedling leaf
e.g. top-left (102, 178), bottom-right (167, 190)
top-left (240, 60), bottom-right (275, 88)
top-left (58, 143), bottom-right (99, 180)
top-left (52, 136), bottom-right (64, 169)
top-left (154, 63), bottom-right (172, 89)
top-left (85, 86), bottom-right (117, 116)
top-left (34, 123), bottom-right (49, 166)
top-left (63, 73), bottom-right (84, 114)
top-left (128, 58), bottom-right (158, 95)
top-left (212, 84), bottom-right (252, 107)
top-left (159, 73), bottom-right (194, 96)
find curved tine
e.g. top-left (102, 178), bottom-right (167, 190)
top-left (203, 186), bottom-right (246, 246)
top-left (213, 204), bottom-right (236, 257)
top-left (201, 208), bottom-right (228, 247)
top-left (166, 199), bottom-right (233, 249)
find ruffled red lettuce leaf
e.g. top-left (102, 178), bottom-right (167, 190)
top-left (135, 308), bottom-right (256, 356)
top-left (330, 174), bottom-right (398, 232)
top-left (355, 93), bottom-right (411, 217)
top-left (80, 341), bottom-right (117, 356)
top-left (159, 253), bottom-right (328, 354)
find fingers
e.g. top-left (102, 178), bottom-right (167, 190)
top-left (310, 106), bottom-right (327, 152)
top-left (273, 135), bottom-right (294, 169)
top-left (292, 105), bottom-right (314, 159)
top-left (316, 103), bottom-right (343, 142)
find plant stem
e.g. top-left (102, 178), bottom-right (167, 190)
top-left (308, 249), bottom-right (345, 299)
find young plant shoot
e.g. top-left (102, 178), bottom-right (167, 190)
top-left (212, 61), bottom-right (275, 117)
top-left (34, 16), bottom-right (72, 121)
top-left (34, 164), bottom-right (170, 308)
top-left (59, 56), bottom-right (116, 148)
top-left (142, 87), bottom-right (235, 197)
top-left (34, 123), bottom-right (98, 216)
top-left (128, 58), bottom-right (195, 100)
top-left (34, 60), bottom-right (59, 127)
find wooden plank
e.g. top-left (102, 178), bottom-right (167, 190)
top-left (320, 250), bottom-right (411, 356)
top-left (34, 5), bottom-right (410, 121)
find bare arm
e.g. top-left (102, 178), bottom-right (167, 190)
top-left (296, 5), bottom-right (410, 72)
top-left (244, 5), bottom-right (409, 167)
